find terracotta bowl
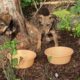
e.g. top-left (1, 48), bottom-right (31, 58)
top-left (44, 46), bottom-right (74, 65)
top-left (7, 50), bottom-right (36, 69)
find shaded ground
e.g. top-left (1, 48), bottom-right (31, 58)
top-left (16, 31), bottom-right (80, 80)
top-left (0, 31), bottom-right (80, 80)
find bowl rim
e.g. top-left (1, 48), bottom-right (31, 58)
top-left (17, 49), bottom-right (37, 58)
top-left (44, 46), bottom-right (74, 57)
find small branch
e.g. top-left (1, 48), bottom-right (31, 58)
top-left (32, 0), bottom-right (38, 11)
top-left (40, 0), bottom-right (75, 5)
top-left (33, 0), bottom-right (46, 17)
top-left (33, 0), bottom-right (75, 17)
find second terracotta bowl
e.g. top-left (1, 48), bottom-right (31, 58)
top-left (44, 46), bottom-right (74, 65)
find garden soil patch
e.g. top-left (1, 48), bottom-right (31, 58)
top-left (17, 31), bottom-right (80, 80)
top-left (0, 31), bottom-right (80, 80)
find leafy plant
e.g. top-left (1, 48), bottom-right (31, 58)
top-left (73, 24), bottom-right (80, 37)
top-left (53, 9), bottom-right (71, 19)
top-left (0, 40), bottom-right (20, 80)
top-left (48, 56), bottom-right (52, 62)
top-left (53, 9), bottom-right (72, 31)
top-left (53, 0), bottom-right (80, 37)
top-left (0, 40), bottom-right (18, 66)
top-left (70, 0), bottom-right (80, 14)
top-left (21, 0), bottom-right (43, 8)
top-left (21, 0), bottom-right (32, 8)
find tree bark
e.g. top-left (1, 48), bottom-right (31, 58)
top-left (0, 0), bottom-right (41, 52)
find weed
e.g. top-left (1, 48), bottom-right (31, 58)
top-left (53, 0), bottom-right (80, 37)
top-left (21, 0), bottom-right (42, 8)
top-left (0, 40), bottom-right (20, 80)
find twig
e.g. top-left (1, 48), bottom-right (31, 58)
top-left (40, 0), bottom-right (75, 5)
top-left (33, 0), bottom-right (75, 17)
top-left (33, 0), bottom-right (46, 17)
top-left (32, 0), bottom-right (38, 11)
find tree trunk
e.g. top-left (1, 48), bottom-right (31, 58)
top-left (0, 0), bottom-right (41, 52)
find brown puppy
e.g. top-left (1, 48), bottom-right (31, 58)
top-left (31, 7), bottom-right (59, 46)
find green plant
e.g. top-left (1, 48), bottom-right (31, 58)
top-left (21, 0), bottom-right (32, 8)
top-left (53, 9), bottom-right (71, 19)
top-left (53, 9), bottom-right (72, 31)
top-left (21, 0), bottom-right (43, 8)
top-left (0, 40), bottom-right (20, 80)
top-left (70, 0), bottom-right (80, 14)
top-left (48, 56), bottom-right (52, 62)
top-left (0, 40), bottom-right (18, 67)
top-left (73, 23), bottom-right (80, 37)
top-left (53, 0), bottom-right (80, 37)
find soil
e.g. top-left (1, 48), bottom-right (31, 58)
top-left (0, 31), bottom-right (80, 80)
top-left (16, 31), bottom-right (80, 80)
top-left (0, 2), bottom-right (80, 80)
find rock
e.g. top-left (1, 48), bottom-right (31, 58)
top-left (55, 73), bottom-right (59, 78)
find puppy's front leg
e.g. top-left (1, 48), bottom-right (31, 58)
top-left (50, 30), bottom-right (58, 46)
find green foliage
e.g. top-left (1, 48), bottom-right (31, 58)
top-left (53, 9), bottom-right (72, 31)
top-left (3, 61), bottom-right (20, 80)
top-left (53, 0), bottom-right (80, 37)
top-left (53, 9), bottom-right (71, 19)
top-left (21, 0), bottom-right (32, 8)
top-left (0, 40), bottom-right (17, 50)
top-left (73, 24), bottom-right (80, 37)
top-left (48, 56), bottom-right (52, 62)
top-left (11, 58), bottom-right (18, 67)
top-left (0, 40), bottom-right (18, 66)
top-left (0, 40), bottom-right (19, 80)
top-left (70, 0), bottom-right (80, 14)
top-left (10, 40), bottom-right (17, 55)
top-left (21, 0), bottom-right (42, 8)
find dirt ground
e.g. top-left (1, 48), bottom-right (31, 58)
top-left (17, 31), bottom-right (80, 80)
top-left (0, 31), bottom-right (80, 80)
